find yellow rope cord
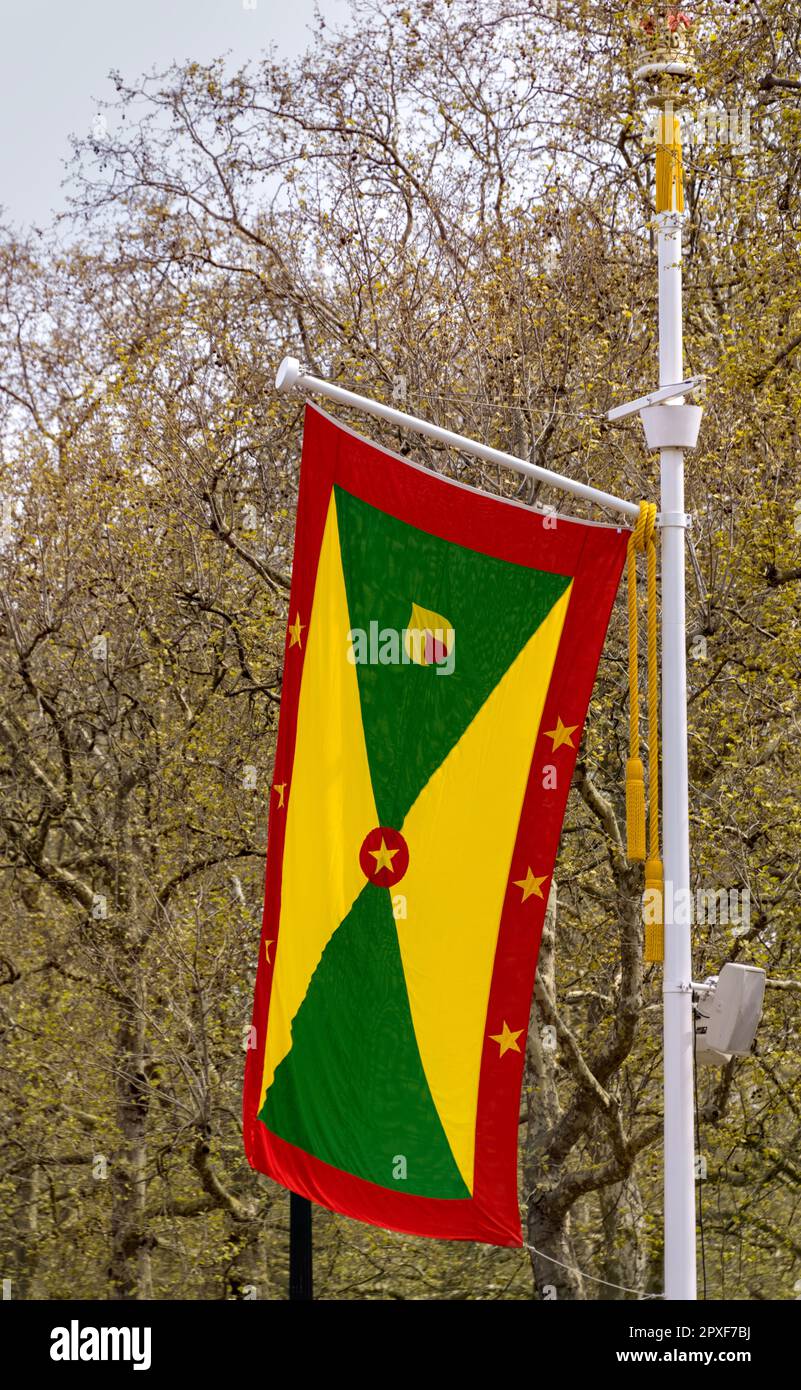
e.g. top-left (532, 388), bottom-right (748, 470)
top-left (625, 509), bottom-right (648, 861)
top-left (626, 501), bottom-right (664, 963)
top-left (646, 532), bottom-right (660, 863)
top-left (655, 111), bottom-right (685, 214)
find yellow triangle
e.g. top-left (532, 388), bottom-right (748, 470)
top-left (397, 584), bottom-right (572, 1192)
top-left (260, 497), bottom-right (379, 1106)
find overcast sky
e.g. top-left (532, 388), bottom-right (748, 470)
top-left (0, 0), bottom-right (345, 230)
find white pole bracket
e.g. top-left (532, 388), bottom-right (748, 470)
top-left (640, 403), bottom-right (702, 451)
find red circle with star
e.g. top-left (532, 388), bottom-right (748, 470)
top-left (359, 826), bottom-right (409, 887)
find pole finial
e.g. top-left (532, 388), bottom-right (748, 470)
top-left (632, 6), bottom-right (696, 108)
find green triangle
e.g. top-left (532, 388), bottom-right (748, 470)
top-left (335, 486), bottom-right (571, 827)
top-left (260, 883), bottom-right (469, 1198)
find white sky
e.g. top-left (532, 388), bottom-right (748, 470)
top-left (0, 0), bottom-right (346, 230)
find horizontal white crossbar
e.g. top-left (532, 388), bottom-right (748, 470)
top-left (275, 356), bottom-right (641, 521)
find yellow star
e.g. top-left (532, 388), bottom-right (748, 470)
top-left (514, 868), bottom-right (547, 902)
top-left (369, 837), bottom-right (400, 874)
top-left (288, 613), bottom-right (304, 648)
top-left (265, 939), bottom-right (275, 965)
top-left (544, 716), bottom-right (578, 751)
top-left (274, 782), bottom-right (286, 808)
top-left (489, 1021), bottom-right (524, 1057)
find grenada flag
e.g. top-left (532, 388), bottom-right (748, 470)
top-left (243, 404), bottom-right (628, 1245)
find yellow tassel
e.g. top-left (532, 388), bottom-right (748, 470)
top-left (626, 757), bottom-right (647, 860)
top-left (655, 112), bottom-right (684, 214)
top-left (644, 857), bottom-right (664, 963)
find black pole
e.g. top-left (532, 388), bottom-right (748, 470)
top-left (289, 1192), bottom-right (313, 1300)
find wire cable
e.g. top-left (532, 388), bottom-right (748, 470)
top-left (525, 1242), bottom-right (663, 1299)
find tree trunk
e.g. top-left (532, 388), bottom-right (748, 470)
top-left (527, 1202), bottom-right (585, 1300)
top-left (109, 969), bottom-right (150, 1299)
top-left (13, 1162), bottom-right (40, 1299)
top-left (598, 1174), bottom-right (647, 1298)
top-left (523, 880), bottom-right (586, 1300)
top-left (223, 1216), bottom-right (263, 1299)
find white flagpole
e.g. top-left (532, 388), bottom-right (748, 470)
top-left (614, 10), bottom-right (702, 1297)
top-left (657, 203), bottom-right (697, 1302)
top-left (631, 19), bottom-right (700, 1289)
top-left (635, 19), bottom-right (701, 1297)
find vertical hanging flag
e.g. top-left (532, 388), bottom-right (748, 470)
top-left (243, 404), bottom-right (629, 1246)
